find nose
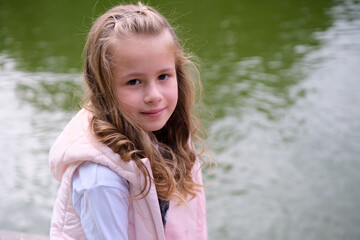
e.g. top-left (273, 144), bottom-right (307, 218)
top-left (144, 82), bottom-right (162, 104)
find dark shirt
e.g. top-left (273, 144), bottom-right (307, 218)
top-left (158, 198), bottom-right (170, 229)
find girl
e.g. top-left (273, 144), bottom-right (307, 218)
top-left (49, 2), bottom-right (207, 240)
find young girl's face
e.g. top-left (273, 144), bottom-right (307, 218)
top-left (111, 33), bottom-right (178, 132)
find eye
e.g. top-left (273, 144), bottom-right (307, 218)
top-left (158, 74), bottom-right (169, 81)
top-left (127, 79), bottom-right (140, 85)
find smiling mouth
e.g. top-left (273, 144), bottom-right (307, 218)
top-left (141, 108), bottom-right (165, 117)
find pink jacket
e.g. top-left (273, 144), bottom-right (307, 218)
top-left (49, 109), bottom-right (208, 240)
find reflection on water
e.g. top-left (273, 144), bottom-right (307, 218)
top-left (0, 55), bottom-right (77, 232)
top-left (16, 77), bottom-right (82, 111)
top-left (205, 1), bottom-right (360, 239)
top-left (0, 0), bottom-right (113, 73)
top-left (1, 0), bottom-right (360, 239)
top-left (200, 0), bottom-right (334, 121)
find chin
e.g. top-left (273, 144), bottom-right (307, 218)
top-left (143, 123), bottom-right (166, 132)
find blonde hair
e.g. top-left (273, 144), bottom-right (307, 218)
top-left (83, 2), bottom-right (204, 201)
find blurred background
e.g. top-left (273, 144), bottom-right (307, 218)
top-left (0, 0), bottom-right (360, 239)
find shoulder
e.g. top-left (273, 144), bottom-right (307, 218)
top-left (49, 108), bottom-right (96, 181)
top-left (73, 162), bottom-right (129, 191)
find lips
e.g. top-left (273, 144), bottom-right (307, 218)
top-left (141, 108), bottom-right (165, 117)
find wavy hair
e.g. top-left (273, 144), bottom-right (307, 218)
top-left (83, 2), bottom-right (204, 202)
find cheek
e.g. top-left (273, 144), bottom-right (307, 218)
top-left (115, 90), bottom-right (139, 114)
top-left (174, 90), bottom-right (179, 106)
top-left (170, 81), bottom-right (179, 106)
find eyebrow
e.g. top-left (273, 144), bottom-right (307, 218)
top-left (123, 67), bottom-right (175, 79)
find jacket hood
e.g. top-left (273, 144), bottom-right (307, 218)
top-left (49, 108), bottom-right (145, 185)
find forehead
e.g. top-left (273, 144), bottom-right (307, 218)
top-left (109, 30), bottom-right (175, 54)
top-left (109, 31), bottom-right (176, 76)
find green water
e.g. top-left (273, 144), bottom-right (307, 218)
top-left (1, 0), bottom-right (360, 239)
